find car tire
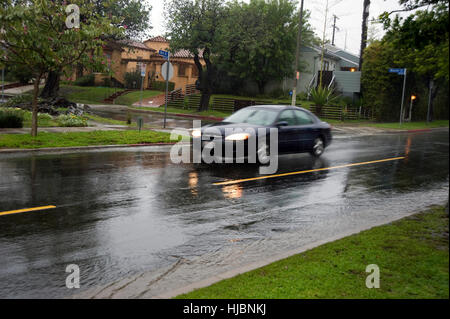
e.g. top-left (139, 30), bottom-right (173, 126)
top-left (310, 137), bottom-right (324, 157)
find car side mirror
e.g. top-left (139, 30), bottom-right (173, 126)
top-left (276, 121), bottom-right (289, 127)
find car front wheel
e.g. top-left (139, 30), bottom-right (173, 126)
top-left (310, 137), bottom-right (324, 157)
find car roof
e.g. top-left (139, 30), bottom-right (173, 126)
top-left (250, 105), bottom-right (309, 112)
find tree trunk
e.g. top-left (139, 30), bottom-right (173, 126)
top-left (31, 75), bottom-right (41, 137)
top-left (194, 49), bottom-right (212, 112)
top-left (40, 71), bottom-right (60, 98)
top-left (429, 83), bottom-right (440, 122)
top-left (257, 81), bottom-right (265, 95)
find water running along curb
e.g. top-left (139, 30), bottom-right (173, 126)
top-left (0, 142), bottom-right (178, 154)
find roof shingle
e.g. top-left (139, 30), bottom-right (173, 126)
top-left (117, 39), bottom-right (155, 51)
top-left (146, 36), bottom-right (169, 43)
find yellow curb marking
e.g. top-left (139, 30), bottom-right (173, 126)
top-left (0, 205), bottom-right (57, 217)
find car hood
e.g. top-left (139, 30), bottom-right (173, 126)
top-left (200, 122), bottom-right (269, 136)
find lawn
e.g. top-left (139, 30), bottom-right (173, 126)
top-left (83, 113), bottom-right (130, 126)
top-left (0, 130), bottom-right (175, 149)
top-left (59, 85), bottom-right (126, 105)
top-left (130, 105), bottom-right (231, 119)
top-left (177, 206), bottom-right (449, 299)
top-left (115, 90), bottom-right (161, 106)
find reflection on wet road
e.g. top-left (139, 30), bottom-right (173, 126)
top-left (0, 130), bottom-right (448, 298)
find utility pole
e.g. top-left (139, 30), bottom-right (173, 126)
top-left (427, 79), bottom-right (434, 122)
top-left (332, 15), bottom-right (339, 46)
top-left (344, 30), bottom-right (348, 50)
top-left (359, 0), bottom-right (371, 71)
top-left (291, 0), bottom-right (304, 106)
top-left (319, 0), bottom-right (329, 88)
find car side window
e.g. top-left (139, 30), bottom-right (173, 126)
top-left (294, 110), bottom-right (314, 125)
top-left (277, 110), bottom-right (297, 126)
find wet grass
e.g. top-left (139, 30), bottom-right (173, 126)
top-left (59, 85), bottom-right (126, 105)
top-left (0, 130), bottom-right (175, 149)
top-left (82, 114), bottom-right (130, 126)
top-left (130, 106), bottom-right (231, 119)
top-left (177, 206), bottom-right (449, 299)
top-left (114, 90), bottom-right (161, 106)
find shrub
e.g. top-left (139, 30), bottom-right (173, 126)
top-left (124, 70), bottom-right (142, 89)
top-left (151, 80), bottom-right (175, 92)
top-left (103, 77), bottom-right (112, 87)
top-left (0, 107), bottom-right (24, 128)
top-left (74, 74), bottom-right (95, 87)
top-left (296, 92), bottom-right (309, 101)
top-left (2, 94), bottom-right (33, 108)
top-left (336, 96), bottom-right (354, 107)
top-left (269, 88), bottom-right (287, 99)
top-left (310, 86), bottom-right (339, 106)
top-left (56, 114), bottom-right (87, 127)
top-left (6, 64), bottom-right (33, 84)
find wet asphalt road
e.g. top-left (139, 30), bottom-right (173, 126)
top-left (0, 129), bottom-right (448, 298)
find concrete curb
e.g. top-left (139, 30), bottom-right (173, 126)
top-left (0, 142), bottom-right (178, 154)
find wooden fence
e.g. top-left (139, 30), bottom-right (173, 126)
top-left (185, 84), bottom-right (199, 96)
top-left (310, 105), bottom-right (372, 120)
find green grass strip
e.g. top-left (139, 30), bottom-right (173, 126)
top-left (0, 130), bottom-right (174, 149)
top-left (177, 206), bottom-right (449, 299)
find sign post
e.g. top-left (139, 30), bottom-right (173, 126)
top-left (389, 68), bottom-right (407, 125)
top-left (139, 63), bottom-right (146, 107)
top-left (159, 50), bottom-right (173, 128)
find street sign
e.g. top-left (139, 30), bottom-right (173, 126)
top-left (389, 68), bottom-right (406, 75)
top-left (161, 62), bottom-right (174, 81)
top-left (137, 62), bottom-right (146, 77)
top-left (159, 50), bottom-right (169, 59)
top-left (388, 68), bottom-right (408, 124)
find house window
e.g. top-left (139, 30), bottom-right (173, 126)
top-left (178, 64), bottom-right (187, 76)
top-left (324, 61), bottom-right (329, 71)
top-left (191, 66), bottom-right (199, 77)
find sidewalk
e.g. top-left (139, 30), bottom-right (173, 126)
top-left (1, 83), bottom-right (44, 95)
top-left (0, 121), bottom-right (130, 134)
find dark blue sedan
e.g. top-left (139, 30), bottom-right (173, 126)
top-left (192, 105), bottom-right (332, 162)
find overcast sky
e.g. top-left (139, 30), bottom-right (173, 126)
top-left (147, 0), bottom-right (407, 55)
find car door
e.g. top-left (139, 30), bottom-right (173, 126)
top-left (276, 110), bottom-right (300, 153)
top-left (293, 109), bottom-right (317, 151)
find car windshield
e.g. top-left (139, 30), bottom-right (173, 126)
top-left (223, 108), bottom-right (278, 126)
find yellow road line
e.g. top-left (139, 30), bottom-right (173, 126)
top-left (0, 205), bottom-right (56, 217)
top-left (213, 157), bottom-right (406, 186)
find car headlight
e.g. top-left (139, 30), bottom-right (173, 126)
top-left (225, 133), bottom-right (250, 141)
top-left (191, 129), bottom-right (202, 138)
